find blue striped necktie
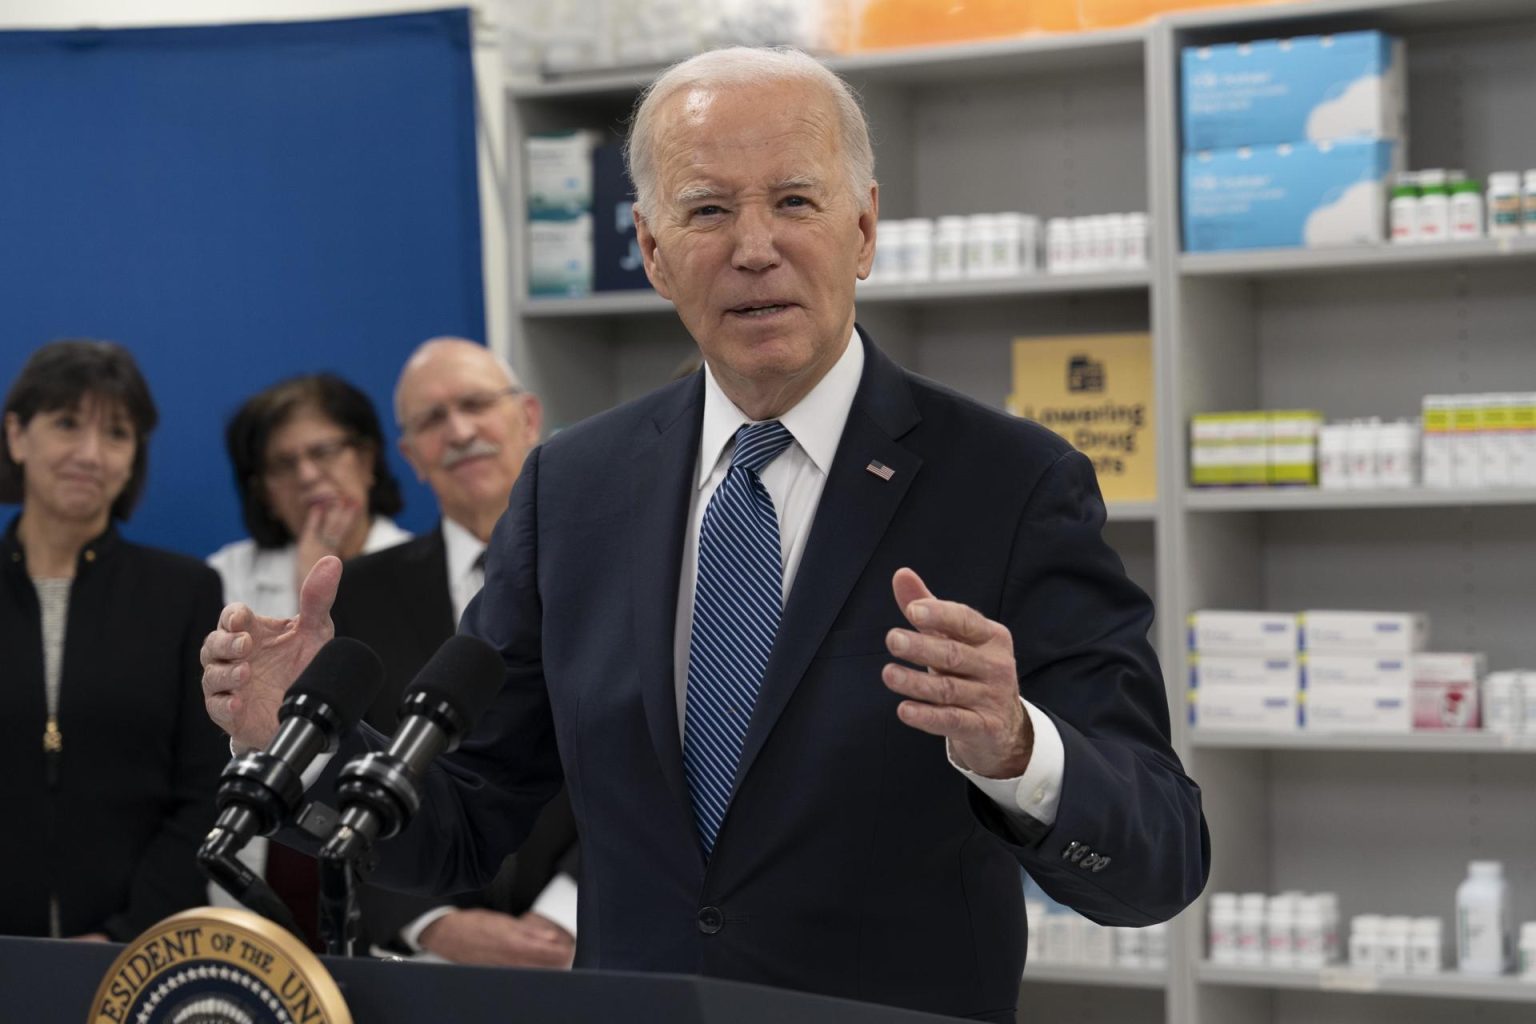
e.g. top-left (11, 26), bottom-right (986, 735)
top-left (683, 420), bottom-right (795, 856)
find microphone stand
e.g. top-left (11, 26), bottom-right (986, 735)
top-left (317, 851), bottom-right (362, 957)
top-left (197, 832), bottom-right (303, 937)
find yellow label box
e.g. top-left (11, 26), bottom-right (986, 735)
top-left (1009, 333), bottom-right (1156, 502)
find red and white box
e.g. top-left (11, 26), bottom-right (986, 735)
top-left (1412, 652), bottom-right (1485, 730)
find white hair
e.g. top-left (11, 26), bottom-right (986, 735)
top-left (393, 337), bottom-right (523, 425)
top-left (624, 46), bottom-right (876, 223)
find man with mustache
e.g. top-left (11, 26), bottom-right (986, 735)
top-left (327, 336), bottom-right (579, 967)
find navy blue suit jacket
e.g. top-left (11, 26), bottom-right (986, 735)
top-left (329, 331), bottom-right (1208, 1020)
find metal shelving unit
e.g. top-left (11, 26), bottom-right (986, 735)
top-left (1184, 487), bottom-right (1536, 512)
top-left (1179, 236), bottom-right (1536, 278)
top-left (1198, 963), bottom-right (1536, 1004)
top-left (1156, 3), bottom-right (1536, 1023)
top-left (1190, 730), bottom-right (1536, 754)
top-left (1024, 963), bottom-right (1170, 989)
top-left (521, 270), bottom-right (1152, 318)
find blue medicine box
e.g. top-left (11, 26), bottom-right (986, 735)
top-left (1182, 31), bottom-right (1406, 151)
top-left (1183, 139), bottom-right (1399, 252)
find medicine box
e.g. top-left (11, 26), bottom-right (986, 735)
top-left (1269, 410), bottom-right (1322, 486)
top-left (527, 215), bottom-right (593, 297)
top-left (1190, 413), bottom-right (1268, 486)
top-left (1412, 652), bottom-right (1486, 685)
top-left (1299, 610), bottom-right (1427, 656)
top-left (526, 130), bottom-right (598, 218)
top-left (1188, 611), bottom-right (1299, 655)
top-left (1302, 654), bottom-right (1412, 732)
top-left (1182, 32), bottom-right (1406, 151)
top-left (1411, 653), bottom-right (1485, 730)
top-left (1190, 654), bottom-right (1300, 732)
top-left (1184, 140), bottom-right (1399, 252)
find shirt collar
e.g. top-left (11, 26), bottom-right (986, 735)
top-left (441, 515), bottom-right (486, 582)
top-left (696, 327), bottom-right (864, 490)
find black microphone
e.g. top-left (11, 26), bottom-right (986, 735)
top-left (321, 635), bottom-right (504, 863)
top-left (199, 637), bottom-right (384, 867)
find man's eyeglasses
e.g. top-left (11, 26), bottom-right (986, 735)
top-left (402, 386), bottom-right (520, 437)
top-left (261, 436), bottom-right (358, 483)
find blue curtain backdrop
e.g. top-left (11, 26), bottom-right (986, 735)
top-left (0, 9), bottom-right (484, 558)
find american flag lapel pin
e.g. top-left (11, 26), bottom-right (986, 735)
top-left (865, 460), bottom-right (895, 481)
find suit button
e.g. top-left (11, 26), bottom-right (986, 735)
top-left (697, 906), bottom-right (724, 934)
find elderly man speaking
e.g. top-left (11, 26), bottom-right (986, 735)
top-left (202, 46), bottom-right (1208, 1021)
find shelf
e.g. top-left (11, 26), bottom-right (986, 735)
top-left (1179, 237), bottom-right (1536, 279)
top-left (1169, 0), bottom-right (1536, 35)
top-left (1025, 962), bottom-right (1168, 989)
top-left (520, 291), bottom-right (673, 317)
top-left (1185, 487), bottom-right (1536, 513)
top-left (1198, 962), bottom-right (1536, 1003)
top-left (858, 271), bottom-right (1151, 302)
top-left (520, 272), bottom-right (1151, 319)
top-left (1191, 731), bottom-right (1536, 754)
top-left (1106, 500), bottom-right (1159, 523)
top-left (508, 27), bottom-right (1147, 100)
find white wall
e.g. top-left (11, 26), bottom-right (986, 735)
top-left (0, 0), bottom-right (513, 369)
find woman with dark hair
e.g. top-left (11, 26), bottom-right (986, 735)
top-left (208, 373), bottom-right (408, 617)
top-left (0, 339), bottom-right (226, 940)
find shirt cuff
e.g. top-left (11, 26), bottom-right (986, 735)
top-left (529, 873), bottom-right (579, 937)
top-left (949, 698), bottom-right (1065, 827)
top-left (399, 906), bottom-right (457, 954)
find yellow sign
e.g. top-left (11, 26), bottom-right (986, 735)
top-left (1008, 332), bottom-right (1156, 502)
top-left (90, 906), bottom-right (350, 1024)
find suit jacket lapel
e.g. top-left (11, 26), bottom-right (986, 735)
top-left (732, 333), bottom-right (923, 797)
top-left (629, 375), bottom-right (706, 821)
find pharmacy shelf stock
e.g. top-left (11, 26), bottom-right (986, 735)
top-left (1183, 486), bottom-right (1536, 513)
top-left (520, 270), bottom-right (1153, 318)
top-left (1197, 962), bottom-right (1536, 1004)
top-left (511, 25), bottom-right (1147, 100)
top-left (1178, 237), bottom-right (1536, 279)
top-left (1023, 962), bottom-right (1169, 989)
top-left (1190, 730), bottom-right (1536, 754)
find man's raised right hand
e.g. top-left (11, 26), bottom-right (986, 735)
top-left (201, 556), bottom-right (341, 752)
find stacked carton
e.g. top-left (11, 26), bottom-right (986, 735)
top-left (525, 131), bottom-right (598, 297)
top-left (1182, 31), bottom-right (1406, 251)
top-left (1300, 612), bottom-right (1426, 732)
top-left (1190, 410), bottom-right (1322, 487)
top-left (1188, 612), bottom-right (1300, 732)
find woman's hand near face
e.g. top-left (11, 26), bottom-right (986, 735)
top-left (293, 495), bottom-right (366, 590)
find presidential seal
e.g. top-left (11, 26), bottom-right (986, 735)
top-left (89, 907), bottom-right (350, 1024)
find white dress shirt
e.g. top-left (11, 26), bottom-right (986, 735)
top-left (441, 516), bottom-right (487, 623)
top-left (672, 331), bottom-right (1066, 828)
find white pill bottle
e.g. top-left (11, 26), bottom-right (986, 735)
top-left (1457, 860), bottom-right (1512, 975)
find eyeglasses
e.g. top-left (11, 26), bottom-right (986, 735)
top-left (261, 436), bottom-right (357, 483)
top-left (402, 386), bottom-right (520, 437)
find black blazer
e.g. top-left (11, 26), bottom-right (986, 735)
top-left (0, 520), bottom-right (226, 940)
top-left (331, 527), bottom-right (578, 950)
top-left (307, 332), bottom-right (1209, 1020)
